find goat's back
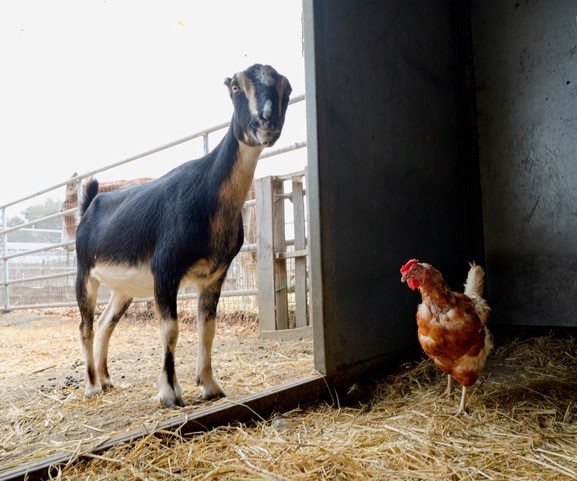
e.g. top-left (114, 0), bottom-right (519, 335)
top-left (75, 157), bottom-right (240, 269)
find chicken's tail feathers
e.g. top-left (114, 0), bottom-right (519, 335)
top-left (464, 262), bottom-right (485, 298)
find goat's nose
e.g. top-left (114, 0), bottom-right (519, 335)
top-left (261, 99), bottom-right (272, 120)
top-left (259, 118), bottom-right (277, 132)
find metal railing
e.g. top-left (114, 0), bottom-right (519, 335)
top-left (0, 95), bottom-right (306, 312)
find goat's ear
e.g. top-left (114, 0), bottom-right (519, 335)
top-left (224, 77), bottom-right (233, 97)
top-left (283, 77), bottom-right (293, 97)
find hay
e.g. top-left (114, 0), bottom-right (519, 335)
top-left (2, 311), bottom-right (577, 480)
top-left (51, 334), bottom-right (577, 481)
top-left (0, 309), bottom-right (315, 474)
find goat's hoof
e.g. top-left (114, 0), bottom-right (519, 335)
top-left (84, 385), bottom-right (103, 398)
top-left (101, 381), bottom-right (114, 391)
top-left (157, 392), bottom-right (185, 408)
top-left (200, 382), bottom-right (226, 400)
top-left (160, 397), bottom-right (185, 408)
top-left (156, 387), bottom-right (184, 408)
top-left (202, 390), bottom-right (226, 401)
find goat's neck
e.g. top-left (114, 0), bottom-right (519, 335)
top-left (233, 141), bottom-right (263, 197)
top-left (213, 129), bottom-right (264, 214)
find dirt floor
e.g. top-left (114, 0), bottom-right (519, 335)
top-left (0, 308), bottom-right (316, 474)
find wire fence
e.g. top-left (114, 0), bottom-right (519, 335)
top-left (0, 95), bottom-right (306, 316)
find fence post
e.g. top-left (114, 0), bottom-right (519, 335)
top-left (292, 177), bottom-right (308, 328)
top-left (256, 176), bottom-right (288, 331)
top-left (1, 206), bottom-right (9, 311)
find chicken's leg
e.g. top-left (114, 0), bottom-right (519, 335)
top-left (445, 374), bottom-right (454, 397)
top-left (455, 386), bottom-right (468, 417)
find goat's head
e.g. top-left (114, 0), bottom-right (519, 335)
top-left (225, 64), bottom-right (292, 148)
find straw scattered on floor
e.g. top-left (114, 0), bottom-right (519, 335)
top-left (51, 334), bottom-right (577, 481)
top-left (0, 308), bottom-right (315, 473)
top-left (1, 309), bottom-right (576, 481)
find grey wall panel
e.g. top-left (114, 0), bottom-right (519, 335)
top-left (306, 0), bottom-right (483, 375)
top-left (472, 0), bottom-right (577, 326)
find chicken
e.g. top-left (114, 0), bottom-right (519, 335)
top-left (400, 259), bottom-right (493, 416)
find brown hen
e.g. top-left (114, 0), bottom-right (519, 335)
top-left (400, 259), bottom-right (493, 416)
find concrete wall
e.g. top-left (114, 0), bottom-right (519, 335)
top-left (305, 0), bottom-right (484, 375)
top-left (472, 0), bottom-right (577, 326)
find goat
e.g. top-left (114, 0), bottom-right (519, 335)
top-left (60, 174), bottom-right (154, 249)
top-left (75, 64), bottom-right (292, 407)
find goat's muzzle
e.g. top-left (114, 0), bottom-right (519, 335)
top-left (254, 127), bottom-right (281, 147)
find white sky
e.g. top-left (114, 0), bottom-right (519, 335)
top-left (0, 1), bottom-right (307, 211)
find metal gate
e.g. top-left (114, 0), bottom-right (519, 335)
top-left (1, 95), bottom-right (306, 319)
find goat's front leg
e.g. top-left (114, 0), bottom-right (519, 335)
top-left (157, 316), bottom-right (183, 407)
top-left (196, 276), bottom-right (226, 400)
top-left (155, 282), bottom-right (184, 408)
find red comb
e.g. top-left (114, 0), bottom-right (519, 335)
top-left (400, 259), bottom-right (419, 274)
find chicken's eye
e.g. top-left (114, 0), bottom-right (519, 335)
top-left (231, 84), bottom-right (240, 93)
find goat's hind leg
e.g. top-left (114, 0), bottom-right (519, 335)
top-left (77, 273), bottom-right (101, 397)
top-left (196, 275), bottom-right (226, 400)
top-left (94, 292), bottom-right (133, 391)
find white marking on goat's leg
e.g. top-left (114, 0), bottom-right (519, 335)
top-left (77, 276), bottom-right (101, 397)
top-left (92, 299), bottom-right (113, 387)
top-left (94, 293), bottom-right (132, 390)
top-left (196, 316), bottom-right (223, 399)
top-left (157, 317), bottom-right (184, 407)
top-left (153, 273), bottom-right (183, 408)
top-left (196, 278), bottom-right (226, 399)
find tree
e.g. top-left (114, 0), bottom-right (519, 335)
top-left (22, 198), bottom-right (62, 230)
top-left (5, 197), bottom-right (63, 243)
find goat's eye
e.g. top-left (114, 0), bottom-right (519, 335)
top-left (231, 85), bottom-right (240, 93)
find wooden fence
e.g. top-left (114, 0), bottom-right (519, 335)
top-left (256, 170), bottom-right (311, 340)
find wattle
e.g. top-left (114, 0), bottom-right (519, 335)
top-left (407, 278), bottom-right (420, 290)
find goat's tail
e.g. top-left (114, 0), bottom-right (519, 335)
top-left (463, 261), bottom-right (485, 298)
top-left (80, 179), bottom-right (99, 216)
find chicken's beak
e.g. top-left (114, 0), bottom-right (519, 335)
top-left (401, 273), bottom-right (409, 283)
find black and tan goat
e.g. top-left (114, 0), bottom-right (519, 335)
top-left (75, 64), bottom-right (292, 407)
